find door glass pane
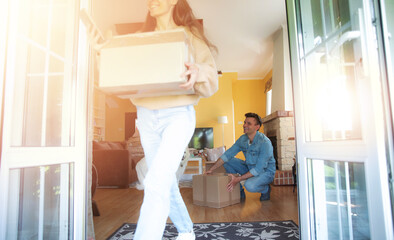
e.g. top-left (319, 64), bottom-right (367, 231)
top-left (6, 164), bottom-right (74, 239)
top-left (308, 159), bottom-right (370, 239)
top-left (383, 0), bottom-right (394, 227)
top-left (50, 3), bottom-right (68, 57)
top-left (9, 0), bottom-right (77, 147)
top-left (47, 76), bottom-right (65, 146)
top-left (299, 0), bottom-right (368, 142)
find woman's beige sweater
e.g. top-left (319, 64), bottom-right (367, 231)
top-left (130, 26), bottom-right (218, 110)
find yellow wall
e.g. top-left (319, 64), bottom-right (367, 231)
top-left (229, 71), bottom-right (271, 159)
top-left (104, 71), bottom-right (271, 147)
top-left (233, 70), bottom-right (272, 141)
top-left (195, 72), bottom-right (236, 148)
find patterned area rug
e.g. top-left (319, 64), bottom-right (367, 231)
top-left (107, 221), bottom-right (299, 240)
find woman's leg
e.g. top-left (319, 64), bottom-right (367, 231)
top-left (168, 178), bottom-right (193, 233)
top-left (134, 106), bottom-right (195, 240)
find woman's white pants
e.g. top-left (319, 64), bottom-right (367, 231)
top-left (133, 105), bottom-right (195, 240)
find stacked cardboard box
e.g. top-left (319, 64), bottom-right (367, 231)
top-left (192, 173), bottom-right (240, 208)
top-left (80, 9), bottom-right (193, 98)
top-left (99, 29), bottom-right (194, 98)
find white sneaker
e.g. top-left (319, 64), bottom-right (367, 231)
top-left (175, 230), bottom-right (195, 240)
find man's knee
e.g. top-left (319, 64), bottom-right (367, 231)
top-left (223, 158), bottom-right (237, 172)
top-left (244, 176), bottom-right (273, 193)
top-left (244, 181), bottom-right (260, 193)
top-left (223, 157), bottom-right (246, 174)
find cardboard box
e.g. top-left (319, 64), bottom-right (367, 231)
top-left (192, 173), bottom-right (240, 208)
top-left (80, 10), bottom-right (194, 98)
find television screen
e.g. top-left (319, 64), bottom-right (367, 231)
top-left (188, 128), bottom-right (214, 150)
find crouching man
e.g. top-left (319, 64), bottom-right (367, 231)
top-left (206, 112), bottom-right (276, 201)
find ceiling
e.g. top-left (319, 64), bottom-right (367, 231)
top-left (93, 0), bottom-right (287, 80)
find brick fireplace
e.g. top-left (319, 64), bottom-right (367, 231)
top-left (264, 26), bottom-right (295, 185)
top-left (262, 110), bottom-right (296, 185)
top-left (262, 110), bottom-right (295, 171)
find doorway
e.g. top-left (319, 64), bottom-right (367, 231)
top-left (89, 1), bottom-right (299, 239)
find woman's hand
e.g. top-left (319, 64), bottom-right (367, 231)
top-left (180, 62), bottom-right (199, 90)
top-left (87, 26), bottom-right (109, 52)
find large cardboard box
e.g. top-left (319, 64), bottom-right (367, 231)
top-left (192, 173), bottom-right (240, 208)
top-left (80, 10), bottom-right (193, 98)
top-left (99, 30), bottom-right (194, 98)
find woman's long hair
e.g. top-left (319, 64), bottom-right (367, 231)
top-left (141, 0), bottom-right (217, 53)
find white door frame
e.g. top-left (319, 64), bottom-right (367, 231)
top-left (0, 0), bottom-right (91, 238)
top-left (286, 0), bottom-right (394, 239)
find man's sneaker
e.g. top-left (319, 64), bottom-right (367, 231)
top-left (260, 185), bottom-right (271, 201)
top-left (176, 230), bottom-right (195, 240)
top-left (240, 187), bottom-right (246, 201)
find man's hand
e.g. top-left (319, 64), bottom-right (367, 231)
top-left (226, 174), bottom-right (241, 192)
top-left (205, 158), bottom-right (224, 175)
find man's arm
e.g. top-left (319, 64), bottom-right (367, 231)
top-left (205, 138), bottom-right (242, 174)
top-left (205, 158), bottom-right (224, 174)
top-left (206, 158), bottom-right (254, 192)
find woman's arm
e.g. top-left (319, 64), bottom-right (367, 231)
top-left (187, 34), bottom-right (219, 98)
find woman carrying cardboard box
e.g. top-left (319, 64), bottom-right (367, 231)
top-left (132, 0), bottom-right (218, 239)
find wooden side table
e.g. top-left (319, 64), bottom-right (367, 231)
top-left (188, 157), bottom-right (203, 174)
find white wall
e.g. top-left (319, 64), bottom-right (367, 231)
top-left (92, 0), bottom-right (147, 34)
top-left (271, 24), bottom-right (293, 112)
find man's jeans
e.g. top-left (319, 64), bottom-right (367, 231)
top-left (223, 157), bottom-right (275, 194)
top-left (134, 105), bottom-right (195, 240)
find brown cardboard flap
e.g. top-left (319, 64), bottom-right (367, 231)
top-left (104, 29), bottom-right (188, 48)
top-left (101, 82), bottom-right (194, 98)
top-left (214, 173), bottom-right (227, 176)
top-left (118, 88), bottom-right (195, 99)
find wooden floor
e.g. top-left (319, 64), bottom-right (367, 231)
top-left (93, 184), bottom-right (299, 240)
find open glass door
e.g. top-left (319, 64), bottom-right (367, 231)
top-left (379, 0), bottom-right (394, 217)
top-left (0, 0), bottom-right (90, 239)
top-left (286, 0), bottom-right (394, 239)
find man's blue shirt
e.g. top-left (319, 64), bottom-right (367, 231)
top-left (220, 132), bottom-right (276, 176)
